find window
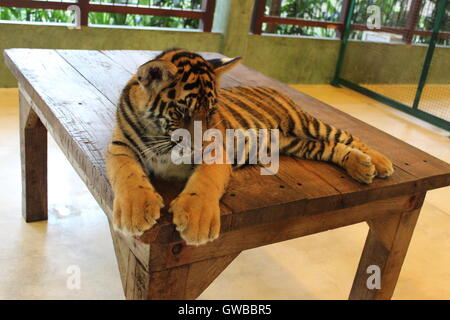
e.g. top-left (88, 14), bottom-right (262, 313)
top-left (0, 0), bottom-right (216, 31)
top-left (251, 0), bottom-right (450, 45)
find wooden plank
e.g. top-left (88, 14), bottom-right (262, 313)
top-left (101, 50), bottom-right (161, 73)
top-left (124, 252), bottom-right (151, 300)
top-left (222, 165), bottom-right (304, 214)
top-left (103, 50), bottom-right (238, 88)
top-left (5, 49), bottom-right (114, 215)
top-left (125, 248), bottom-right (137, 299)
top-left (1, 0), bottom-right (71, 10)
top-left (147, 194), bottom-right (416, 271)
top-left (134, 259), bottom-right (151, 299)
top-left (57, 50), bottom-right (132, 105)
top-left (88, 3), bottom-right (205, 19)
top-left (262, 16), bottom-right (342, 30)
top-left (19, 92), bottom-right (48, 222)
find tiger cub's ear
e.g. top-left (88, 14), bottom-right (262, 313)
top-left (207, 57), bottom-right (242, 76)
top-left (137, 59), bottom-right (177, 91)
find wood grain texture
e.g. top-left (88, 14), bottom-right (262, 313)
top-left (19, 91), bottom-right (48, 222)
top-left (146, 253), bottom-right (239, 300)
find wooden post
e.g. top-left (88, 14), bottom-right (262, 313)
top-left (266, 0), bottom-right (282, 33)
top-left (201, 0), bottom-right (216, 32)
top-left (77, 0), bottom-right (89, 26)
top-left (349, 193), bottom-right (426, 299)
top-left (403, 0), bottom-right (422, 44)
top-left (19, 91), bottom-right (48, 222)
top-left (251, 0), bottom-right (266, 35)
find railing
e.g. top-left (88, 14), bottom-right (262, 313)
top-left (251, 0), bottom-right (347, 37)
top-left (0, 0), bottom-right (216, 31)
top-left (251, 0), bottom-right (450, 43)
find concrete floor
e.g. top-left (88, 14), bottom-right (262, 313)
top-left (0, 85), bottom-right (448, 300)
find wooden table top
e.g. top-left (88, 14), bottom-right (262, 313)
top-left (5, 49), bottom-right (450, 243)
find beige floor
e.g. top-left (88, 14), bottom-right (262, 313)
top-left (0, 85), bottom-right (448, 300)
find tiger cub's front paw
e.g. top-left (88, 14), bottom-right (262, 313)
top-left (169, 193), bottom-right (220, 246)
top-left (345, 149), bottom-right (377, 184)
top-left (113, 185), bottom-right (164, 236)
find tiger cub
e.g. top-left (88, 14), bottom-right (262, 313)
top-left (106, 48), bottom-right (394, 245)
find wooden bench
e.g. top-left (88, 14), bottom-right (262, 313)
top-left (5, 49), bottom-right (450, 300)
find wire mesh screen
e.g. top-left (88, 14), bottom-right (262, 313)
top-left (340, 41), bottom-right (425, 108)
top-left (336, 0), bottom-right (450, 130)
top-left (416, 0), bottom-right (450, 121)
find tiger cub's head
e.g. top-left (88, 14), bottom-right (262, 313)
top-left (135, 48), bottom-right (241, 136)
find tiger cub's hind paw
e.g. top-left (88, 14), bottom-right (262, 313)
top-left (344, 149), bottom-right (377, 184)
top-left (366, 149), bottom-right (394, 178)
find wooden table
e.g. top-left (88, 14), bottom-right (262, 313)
top-left (5, 49), bottom-right (450, 300)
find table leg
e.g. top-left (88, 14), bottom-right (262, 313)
top-left (349, 193), bottom-right (426, 299)
top-left (19, 92), bottom-right (48, 222)
top-left (122, 245), bottom-right (239, 300)
top-left (147, 253), bottom-right (239, 300)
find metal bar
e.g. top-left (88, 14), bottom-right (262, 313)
top-left (254, 13), bottom-right (450, 38)
top-left (403, 0), bottom-right (422, 44)
top-left (88, 4), bottom-right (205, 19)
top-left (414, 29), bottom-right (450, 38)
top-left (350, 23), bottom-right (450, 39)
top-left (0, 0), bottom-right (208, 20)
top-left (78, 0), bottom-right (89, 26)
top-left (336, 78), bottom-right (450, 131)
top-left (251, 0), bottom-right (266, 35)
top-left (337, 0), bottom-right (351, 39)
top-left (412, 0), bottom-right (448, 110)
top-left (351, 24), bottom-right (409, 35)
top-left (262, 16), bottom-right (343, 29)
top-left (0, 0), bottom-right (72, 10)
top-left (331, 0), bottom-right (355, 86)
top-left (201, 0), bottom-right (215, 32)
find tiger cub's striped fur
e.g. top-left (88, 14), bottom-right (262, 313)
top-left (106, 48), bottom-right (394, 245)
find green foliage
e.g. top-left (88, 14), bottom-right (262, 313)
top-left (263, 0), bottom-right (447, 45)
top-left (0, 7), bottom-right (74, 23)
top-left (0, 0), bottom-right (202, 29)
top-left (263, 0), bottom-right (342, 37)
